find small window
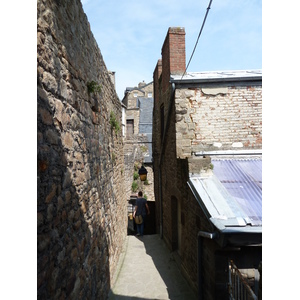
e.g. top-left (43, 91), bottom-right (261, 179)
top-left (148, 92), bottom-right (152, 98)
top-left (134, 93), bottom-right (138, 98)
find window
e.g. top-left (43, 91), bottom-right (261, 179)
top-left (148, 92), bottom-right (152, 98)
top-left (134, 93), bottom-right (138, 98)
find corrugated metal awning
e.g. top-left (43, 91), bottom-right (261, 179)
top-left (212, 159), bottom-right (262, 225)
top-left (188, 158), bottom-right (262, 232)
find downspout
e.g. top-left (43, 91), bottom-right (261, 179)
top-left (197, 231), bottom-right (217, 300)
top-left (158, 168), bottom-right (163, 238)
top-left (158, 83), bottom-right (176, 238)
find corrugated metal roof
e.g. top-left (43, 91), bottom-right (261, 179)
top-left (188, 158), bottom-right (262, 232)
top-left (212, 159), bottom-right (262, 225)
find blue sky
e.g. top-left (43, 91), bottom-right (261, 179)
top-left (81, 0), bottom-right (262, 99)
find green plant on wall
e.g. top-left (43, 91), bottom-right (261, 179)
top-left (111, 152), bottom-right (116, 164)
top-left (134, 162), bottom-right (139, 172)
top-left (133, 172), bottom-right (139, 180)
top-left (140, 145), bottom-right (148, 153)
top-left (110, 111), bottom-right (120, 134)
top-left (131, 181), bottom-right (138, 192)
top-left (87, 81), bottom-right (101, 95)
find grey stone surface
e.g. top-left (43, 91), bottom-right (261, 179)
top-left (109, 234), bottom-right (197, 300)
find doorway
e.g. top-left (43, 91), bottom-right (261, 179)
top-left (126, 119), bottom-right (134, 137)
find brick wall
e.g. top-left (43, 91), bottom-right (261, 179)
top-left (161, 27), bottom-right (186, 92)
top-left (152, 60), bottom-right (162, 234)
top-left (175, 85), bottom-right (262, 158)
top-left (153, 27), bottom-right (262, 299)
top-left (37, 0), bottom-right (127, 298)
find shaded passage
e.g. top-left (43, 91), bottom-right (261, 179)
top-left (108, 235), bottom-right (197, 300)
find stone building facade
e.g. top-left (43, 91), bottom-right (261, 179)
top-left (153, 27), bottom-right (262, 299)
top-left (122, 82), bottom-right (155, 206)
top-left (122, 81), bottom-right (153, 137)
top-left (37, 0), bottom-right (127, 298)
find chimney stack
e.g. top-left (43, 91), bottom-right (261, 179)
top-left (153, 59), bottom-right (162, 103)
top-left (161, 27), bottom-right (186, 92)
top-left (138, 81), bottom-right (146, 89)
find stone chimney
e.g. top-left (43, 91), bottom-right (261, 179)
top-left (138, 81), bottom-right (146, 89)
top-left (161, 27), bottom-right (186, 92)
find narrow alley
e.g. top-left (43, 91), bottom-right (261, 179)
top-left (108, 234), bottom-right (197, 300)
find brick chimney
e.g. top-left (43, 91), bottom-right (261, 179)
top-left (153, 59), bottom-right (162, 103)
top-left (161, 27), bottom-right (186, 92)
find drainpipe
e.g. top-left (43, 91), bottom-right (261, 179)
top-left (158, 83), bottom-right (176, 238)
top-left (197, 231), bottom-right (217, 300)
top-left (158, 168), bottom-right (163, 238)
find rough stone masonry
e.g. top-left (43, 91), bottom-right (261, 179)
top-left (37, 0), bottom-right (127, 298)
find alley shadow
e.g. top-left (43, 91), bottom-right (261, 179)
top-left (109, 295), bottom-right (156, 300)
top-left (37, 78), bottom-right (112, 299)
top-left (108, 235), bottom-right (197, 300)
top-left (143, 235), bottom-right (197, 300)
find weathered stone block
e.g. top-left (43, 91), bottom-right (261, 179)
top-left (39, 107), bottom-right (53, 125)
top-left (63, 132), bottom-right (73, 149)
top-left (45, 183), bottom-right (57, 203)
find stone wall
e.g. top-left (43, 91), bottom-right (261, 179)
top-left (37, 0), bottom-right (127, 298)
top-left (122, 81), bottom-right (155, 233)
top-left (124, 135), bottom-right (155, 202)
top-left (123, 82), bottom-right (153, 136)
top-left (125, 108), bottom-right (140, 135)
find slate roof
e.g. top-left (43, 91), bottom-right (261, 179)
top-left (138, 97), bottom-right (153, 132)
top-left (138, 97), bottom-right (153, 163)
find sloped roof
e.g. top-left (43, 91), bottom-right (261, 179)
top-left (138, 97), bottom-right (153, 163)
top-left (188, 158), bottom-right (262, 245)
top-left (171, 69), bottom-right (262, 84)
top-left (138, 97), bottom-right (153, 130)
top-left (212, 158), bottom-right (262, 225)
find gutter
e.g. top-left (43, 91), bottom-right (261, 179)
top-left (170, 71), bottom-right (262, 85)
top-left (194, 149), bottom-right (262, 156)
top-left (197, 227), bottom-right (261, 300)
top-left (171, 76), bottom-right (262, 85)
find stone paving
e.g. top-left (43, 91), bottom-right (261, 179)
top-left (108, 234), bottom-right (197, 300)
